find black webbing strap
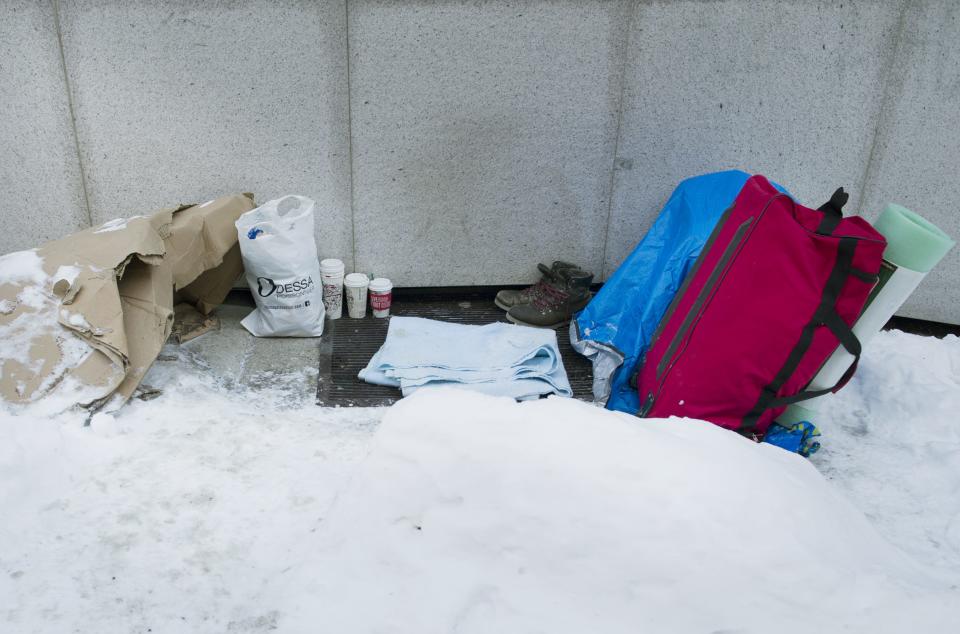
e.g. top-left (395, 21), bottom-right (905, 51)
top-left (740, 237), bottom-right (861, 432)
top-left (762, 358), bottom-right (860, 408)
top-left (764, 312), bottom-right (862, 409)
top-left (816, 187), bottom-right (848, 235)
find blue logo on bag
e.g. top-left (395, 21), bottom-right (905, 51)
top-left (247, 227), bottom-right (264, 239)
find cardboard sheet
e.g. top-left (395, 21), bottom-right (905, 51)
top-left (0, 194), bottom-right (255, 411)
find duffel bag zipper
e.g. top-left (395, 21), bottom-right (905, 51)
top-left (640, 214), bottom-right (757, 417)
top-left (633, 204), bottom-right (736, 403)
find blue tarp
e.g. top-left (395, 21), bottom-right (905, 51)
top-left (763, 421), bottom-right (822, 457)
top-left (571, 170), bottom-right (788, 414)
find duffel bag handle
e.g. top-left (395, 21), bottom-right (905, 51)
top-left (816, 187), bottom-right (849, 235)
top-left (765, 310), bottom-right (861, 408)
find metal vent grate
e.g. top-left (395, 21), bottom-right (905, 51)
top-left (317, 298), bottom-right (594, 407)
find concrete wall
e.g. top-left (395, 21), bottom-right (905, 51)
top-left (1, 0), bottom-right (957, 323)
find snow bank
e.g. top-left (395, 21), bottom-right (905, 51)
top-left (0, 370), bottom-right (382, 633)
top-left (1, 329), bottom-right (958, 632)
top-left (816, 330), bottom-right (960, 574)
top-left (271, 389), bottom-right (959, 633)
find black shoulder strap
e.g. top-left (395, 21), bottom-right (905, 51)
top-left (816, 187), bottom-right (848, 235)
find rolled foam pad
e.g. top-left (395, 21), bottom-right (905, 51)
top-left (874, 204), bottom-right (955, 272)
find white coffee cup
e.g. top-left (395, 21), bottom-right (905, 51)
top-left (320, 258), bottom-right (345, 320)
top-left (368, 277), bottom-right (393, 318)
top-left (344, 273), bottom-right (370, 318)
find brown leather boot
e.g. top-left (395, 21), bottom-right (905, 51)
top-left (494, 260), bottom-right (578, 311)
top-left (506, 268), bottom-right (593, 328)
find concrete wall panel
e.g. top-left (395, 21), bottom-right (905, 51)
top-left (57, 0), bottom-right (354, 264)
top-left (860, 1), bottom-right (960, 323)
top-left (348, 0), bottom-right (630, 286)
top-left (0, 0), bottom-right (89, 254)
top-left (1, 0), bottom-right (958, 322)
top-left (605, 0), bottom-right (902, 278)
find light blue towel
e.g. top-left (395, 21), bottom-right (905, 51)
top-left (359, 316), bottom-right (572, 400)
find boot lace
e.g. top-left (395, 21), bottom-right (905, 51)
top-left (519, 279), bottom-right (551, 301)
top-left (532, 283), bottom-right (569, 312)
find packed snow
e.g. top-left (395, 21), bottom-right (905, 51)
top-left (0, 365), bottom-right (380, 632)
top-left (814, 330), bottom-right (960, 575)
top-left (93, 218), bottom-right (130, 234)
top-left (265, 390), bottom-right (957, 633)
top-left (1, 329), bottom-right (958, 632)
top-left (0, 250), bottom-right (97, 410)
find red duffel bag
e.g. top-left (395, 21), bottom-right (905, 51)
top-left (635, 175), bottom-right (886, 436)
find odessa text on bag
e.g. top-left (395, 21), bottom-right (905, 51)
top-left (634, 175), bottom-right (887, 436)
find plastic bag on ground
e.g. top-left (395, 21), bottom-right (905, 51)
top-left (235, 196), bottom-right (325, 337)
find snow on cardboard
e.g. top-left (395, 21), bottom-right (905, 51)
top-left (0, 193), bottom-right (255, 413)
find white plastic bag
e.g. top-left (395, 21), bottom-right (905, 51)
top-left (235, 195), bottom-right (325, 337)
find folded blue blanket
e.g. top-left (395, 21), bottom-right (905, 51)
top-left (359, 316), bottom-right (572, 400)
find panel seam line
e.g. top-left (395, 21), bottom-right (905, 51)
top-left (598, 0), bottom-right (637, 280)
top-left (343, 0), bottom-right (358, 272)
top-left (856, 0), bottom-right (909, 212)
top-left (51, 0), bottom-right (93, 228)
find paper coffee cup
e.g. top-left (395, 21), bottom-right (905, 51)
top-left (320, 259), bottom-right (345, 320)
top-left (344, 273), bottom-right (369, 319)
top-left (368, 277), bottom-right (393, 318)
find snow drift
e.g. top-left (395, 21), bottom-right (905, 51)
top-left (271, 389), bottom-right (958, 633)
top-left (2, 330), bottom-right (959, 633)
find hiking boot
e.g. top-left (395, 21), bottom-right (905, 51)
top-left (506, 268), bottom-right (593, 329)
top-left (494, 260), bottom-right (578, 311)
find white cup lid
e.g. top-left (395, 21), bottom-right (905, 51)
top-left (320, 258), bottom-right (345, 273)
top-left (344, 273), bottom-right (370, 287)
top-left (369, 277), bottom-right (392, 292)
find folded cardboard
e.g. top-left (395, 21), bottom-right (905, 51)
top-left (170, 302), bottom-right (220, 344)
top-left (0, 193), bottom-right (255, 411)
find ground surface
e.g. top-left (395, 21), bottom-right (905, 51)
top-left (318, 296), bottom-right (594, 406)
top-left (1, 307), bottom-right (958, 632)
